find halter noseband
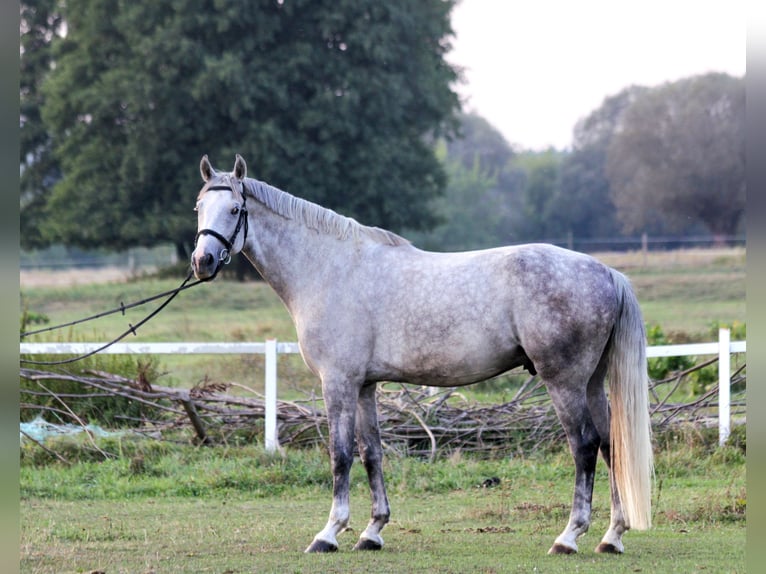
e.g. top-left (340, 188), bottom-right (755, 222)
top-left (194, 182), bottom-right (249, 280)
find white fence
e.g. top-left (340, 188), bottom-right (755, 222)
top-left (20, 329), bottom-right (745, 451)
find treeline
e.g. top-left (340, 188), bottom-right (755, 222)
top-left (410, 76), bottom-right (744, 251)
top-left (21, 1), bottom-right (744, 259)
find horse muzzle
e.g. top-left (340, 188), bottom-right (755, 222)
top-left (191, 247), bottom-right (226, 280)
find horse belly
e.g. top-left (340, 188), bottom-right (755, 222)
top-left (376, 343), bottom-right (527, 386)
top-left (368, 313), bottom-right (527, 386)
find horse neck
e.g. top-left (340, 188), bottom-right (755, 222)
top-left (240, 179), bottom-right (361, 306)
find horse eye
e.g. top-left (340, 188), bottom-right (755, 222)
top-left (231, 206), bottom-right (240, 215)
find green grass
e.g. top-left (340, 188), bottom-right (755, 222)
top-left (20, 434), bottom-right (746, 573)
top-left (20, 495), bottom-right (745, 573)
top-left (596, 247), bottom-right (746, 337)
top-left (18, 248), bottom-right (747, 572)
top-left (20, 274), bottom-right (310, 393)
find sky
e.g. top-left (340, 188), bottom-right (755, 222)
top-left (449, 0), bottom-right (746, 151)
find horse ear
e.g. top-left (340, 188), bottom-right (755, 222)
top-left (234, 154), bottom-right (247, 180)
top-left (200, 155), bottom-right (215, 182)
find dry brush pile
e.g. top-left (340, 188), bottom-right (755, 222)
top-left (20, 358), bottom-right (745, 459)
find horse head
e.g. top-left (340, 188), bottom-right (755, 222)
top-left (191, 155), bottom-right (249, 280)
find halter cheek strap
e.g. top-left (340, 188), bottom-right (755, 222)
top-left (194, 183), bottom-right (249, 280)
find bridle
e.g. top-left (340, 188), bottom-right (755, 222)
top-left (194, 182), bottom-right (249, 281)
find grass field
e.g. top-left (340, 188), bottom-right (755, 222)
top-left (20, 433), bottom-right (746, 573)
top-left (596, 248), bottom-right (746, 338)
top-left (20, 494), bottom-right (745, 573)
top-left (19, 247), bottom-right (747, 572)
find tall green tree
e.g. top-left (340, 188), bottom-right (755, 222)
top-left (549, 87), bottom-right (649, 243)
top-left (407, 113), bottom-right (517, 251)
top-left (20, 0), bottom-right (65, 249)
top-left (29, 0), bottom-right (460, 258)
top-left (506, 149), bottom-right (565, 242)
top-left (406, 142), bottom-right (513, 252)
top-left (606, 73), bottom-right (745, 239)
top-left (445, 112), bottom-right (514, 174)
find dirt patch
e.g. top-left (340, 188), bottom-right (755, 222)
top-left (20, 267), bottom-right (139, 288)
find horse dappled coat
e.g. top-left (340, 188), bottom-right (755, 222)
top-left (191, 155), bottom-right (653, 555)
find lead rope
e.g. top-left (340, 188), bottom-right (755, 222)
top-left (20, 270), bottom-right (201, 365)
top-left (21, 271), bottom-right (204, 339)
top-left (21, 181), bottom-right (248, 365)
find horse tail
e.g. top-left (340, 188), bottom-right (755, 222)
top-left (607, 268), bottom-right (654, 530)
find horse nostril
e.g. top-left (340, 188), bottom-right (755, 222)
top-left (192, 251), bottom-right (215, 272)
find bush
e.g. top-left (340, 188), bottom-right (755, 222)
top-left (645, 323), bottom-right (745, 397)
top-left (708, 320), bottom-right (746, 340)
top-left (646, 324), bottom-right (695, 380)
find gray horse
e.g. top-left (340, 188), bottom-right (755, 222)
top-left (191, 155), bottom-right (653, 555)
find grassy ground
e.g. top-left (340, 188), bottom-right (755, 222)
top-left (20, 432), bottom-right (746, 574)
top-left (596, 247), bottom-right (746, 337)
top-left (20, 495), bottom-right (745, 573)
top-left (18, 247), bottom-right (747, 572)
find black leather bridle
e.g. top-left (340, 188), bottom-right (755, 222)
top-left (194, 182), bottom-right (249, 280)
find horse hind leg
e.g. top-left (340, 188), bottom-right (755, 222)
top-left (352, 382), bottom-right (390, 551)
top-left (586, 363), bottom-right (629, 554)
top-left (594, 443), bottom-right (629, 554)
top-left (546, 380), bottom-right (601, 555)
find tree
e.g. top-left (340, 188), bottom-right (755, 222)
top-left (571, 86), bottom-right (648, 151)
top-left (506, 149), bottom-right (565, 242)
top-left (28, 0), bottom-right (460, 258)
top-left (20, 0), bottom-right (65, 250)
top-left (546, 87), bottom-right (649, 244)
top-left (445, 112), bottom-right (514, 174)
top-left (406, 142), bottom-right (513, 252)
top-left (553, 146), bottom-right (621, 241)
top-left (606, 73), bottom-right (745, 239)
top-left (406, 113), bottom-right (518, 251)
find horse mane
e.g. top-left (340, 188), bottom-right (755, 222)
top-left (243, 178), bottom-right (410, 247)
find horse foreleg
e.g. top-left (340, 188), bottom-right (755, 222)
top-left (305, 377), bottom-right (358, 553)
top-left (353, 383), bottom-right (390, 551)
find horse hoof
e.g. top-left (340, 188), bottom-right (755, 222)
top-left (548, 543), bottom-right (577, 555)
top-left (353, 538), bottom-right (383, 551)
top-left (305, 539), bottom-right (338, 553)
top-left (595, 542), bottom-right (623, 554)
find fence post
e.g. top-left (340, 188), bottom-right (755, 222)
top-left (641, 232), bottom-right (648, 268)
top-left (264, 338), bottom-right (279, 452)
top-left (718, 328), bottom-right (731, 446)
